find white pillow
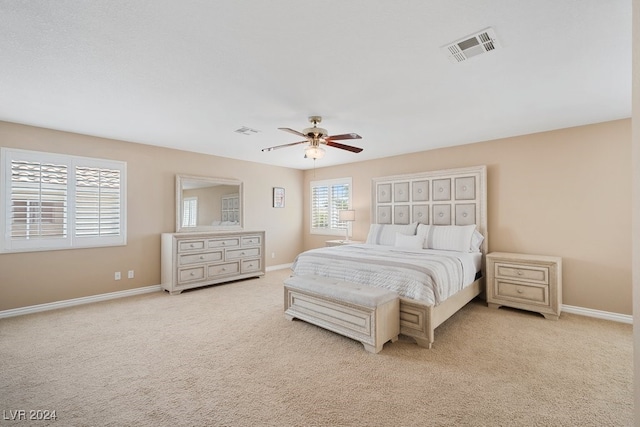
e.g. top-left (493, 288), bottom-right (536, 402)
top-left (416, 223), bottom-right (431, 249)
top-left (366, 223), bottom-right (418, 246)
top-left (426, 225), bottom-right (477, 252)
top-left (394, 232), bottom-right (423, 250)
top-left (470, 230), bottom-right (485, 252)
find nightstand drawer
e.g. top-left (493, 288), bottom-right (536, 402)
top-left (494, 263), bottom-right (549, 284)
top-left (496, 280), bottom-right (549, 305)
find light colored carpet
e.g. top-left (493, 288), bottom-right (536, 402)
top-left (0, 269), bottom-right (632, 426)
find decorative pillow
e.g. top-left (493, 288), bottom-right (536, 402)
top-left (365, 223), bottom-right (418, 246)
top-left (425, 225), bottom-right (477, 252)
top-left (394, 232), bottom-right (423, 250)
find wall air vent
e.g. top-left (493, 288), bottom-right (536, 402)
top-left (442, 27), bottom-right (500, 63)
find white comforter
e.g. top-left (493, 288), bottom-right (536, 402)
top-left (290, 244), bottom-right (481, 306)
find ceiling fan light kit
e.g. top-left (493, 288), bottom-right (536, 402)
top-left (261, 116), bottom-right (363, 160)
top-left (305, 146), bottom-right (325, 159)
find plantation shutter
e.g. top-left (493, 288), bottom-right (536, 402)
top-left (1, 148), bottom-right (127, 253)
top-left (75, 166), bottom-right (122, 237)
top-left (310, 178), bottom-right (351, 234)
top-left (10, 160), bottom-right (68, 239)
top-left (330, 183), bottom-right (350, 229)
top-left (311, 185), bottom-right (329, 229)
top-left (182, 197), bottom-right (197, 227)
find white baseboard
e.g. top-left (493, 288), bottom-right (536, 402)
top-left (0, 285), bottom-right (162, 319)
top-left (266, 263), bottom-right (292, 272)
top-left (1, 279), bottom-right (631, 325)
top-left (562, 304), bottom-right (632, 324)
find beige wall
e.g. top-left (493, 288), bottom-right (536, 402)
top-left (304, 119), bottom-right (632, 315)
top-left (0, 121), bottom-right (304, 311)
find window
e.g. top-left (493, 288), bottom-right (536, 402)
top-left (1, 148), bottom-right (127, 253)
top-left (182, 197), bottom-right (197, 227)
top-left (310, 177), bottom-right (352, 235)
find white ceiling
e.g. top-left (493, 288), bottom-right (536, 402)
top-left (0, 1), bottom-right (632, 170)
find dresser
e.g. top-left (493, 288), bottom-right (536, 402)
top-left (161, 231), bottom-right (265, 295)
top-left (486, 252), bottom-right (562, 320)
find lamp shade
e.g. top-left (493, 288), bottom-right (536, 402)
top-left (339, 209), bottom-right (355, 222)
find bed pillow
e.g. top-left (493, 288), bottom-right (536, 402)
top-left (470, 230), bottom-right (485, 252)
top-left (425, 225), bottom-right (477, 252)
top-left (394, 232), bottom-right (423, 250)
top-left (365, 223), bottom-right (418, 246)
top-left (416, 224), bottom-right (431, 249)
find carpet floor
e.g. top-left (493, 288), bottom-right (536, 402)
top-left (0, 269), bottom-right (632, 426)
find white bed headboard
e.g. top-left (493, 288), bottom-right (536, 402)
top-left (371, 165), bottom-right (488, 255)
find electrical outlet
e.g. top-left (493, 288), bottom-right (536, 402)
top-left (115, 272), bottom-right (121, 280)
top-left (128, 270), bottom-right (134, 279)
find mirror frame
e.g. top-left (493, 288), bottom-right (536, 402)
top-left (175, 174), bottom-right (244, 232)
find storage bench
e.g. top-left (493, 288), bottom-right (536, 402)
top-left (283, 275), bottom-right (400, 353)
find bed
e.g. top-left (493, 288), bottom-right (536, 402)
top-left (290, 165), bottom-right (488, 348)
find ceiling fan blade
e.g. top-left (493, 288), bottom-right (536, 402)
top-left (326, 132), bottom-right (362, 141)
top-left (325, 141), bottom-right (363, 153)
top-left (261, 140), bottom-right (307, 152)
top-left (278, 127), bottom-right (307, 138)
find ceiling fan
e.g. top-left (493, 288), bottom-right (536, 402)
top-left (261, 116), bottom-right (363, 159)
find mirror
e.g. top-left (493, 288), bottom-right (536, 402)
top-left (176, 174), bottom-right (243, 232)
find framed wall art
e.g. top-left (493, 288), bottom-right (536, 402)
top-left (273, 187), bottom-right (285, 208)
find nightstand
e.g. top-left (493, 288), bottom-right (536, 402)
top-left (486, 252), bottom-right (562, 320)
top-left (325, 240), bottom-right (364, 247)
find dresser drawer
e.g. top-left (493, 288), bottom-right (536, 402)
top-left (226, 247), bottom-right (261, 260)
top-left (494, 262), bottom-right (549, 284)
top-left (178, 250), bottom-right (223, 266)
top-left (495, 280), bottom-right (549, 306)
top-left (208, 238), bottom-right (240, 249)
top-left (241, 258), bottom-right (261, 273)
top-left (178, 266), bottom-right (206, 284)
top-left (208, 262), bottom-right (240, 277)
top-left (242, 235), bottom-right (262, 246)
top-left (178, 239), bottom-right (206, 252)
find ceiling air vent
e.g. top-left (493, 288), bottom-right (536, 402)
top-left (234, 126), bottom-right (260, 135)
top-left (442, 27), bottom-right (500, 63)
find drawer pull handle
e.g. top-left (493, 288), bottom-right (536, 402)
top-left (221, 268), bottom-right (226, 272)
top-left (190, 243), bottom-right (195, 248)
top-left (517, 289), bottom-right (524, 294)
top-left (199, 255), bottom-right (204, 260)
top-left (190, 272), bottom-right (195, 276)
top-left (241, 252), bottom-right (246, 255)
top-left (222, 241), bottom-right (226, 245)
top-left (248, 264), bottom-right (253, 268)
top-left (517, 270), bottom-right (523, 276)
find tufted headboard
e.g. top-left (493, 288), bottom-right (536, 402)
top-left (371, 165), bottom-right (488, 256)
